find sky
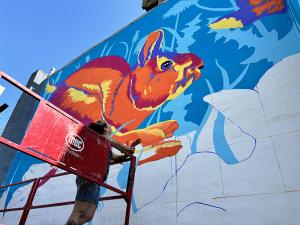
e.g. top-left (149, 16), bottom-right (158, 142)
top-left (0, 0), bottom-right (145, 85)
top-left (0, 0), bottom-right (145, 132)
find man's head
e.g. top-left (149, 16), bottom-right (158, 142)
top-left (89, 120), bottom-right (111, 135)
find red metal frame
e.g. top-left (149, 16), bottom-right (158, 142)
top-left (0, 71), bottom-right (136, 225)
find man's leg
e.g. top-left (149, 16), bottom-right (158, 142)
top-left (66, 200), bottom-right (97, 225)
top-left (66, 176), bottom-right (100, 225)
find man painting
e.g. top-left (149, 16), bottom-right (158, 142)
top-left (66, 120), bottom-right (139, 225)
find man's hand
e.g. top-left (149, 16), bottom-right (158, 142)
top-left (127, 146), bottom-right (135, 155)
top-left (131, 138), bottom-right (141, 147)
top-left (110, 138), bottom-right (141, 164)
top-left (128, 138), bottom-right (141, 154)
top-left (111, 153), bottom-right (128, 163)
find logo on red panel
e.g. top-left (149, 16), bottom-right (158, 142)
top-left (65, 134), bottom-right (85, 152)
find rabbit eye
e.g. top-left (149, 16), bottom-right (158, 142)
top-left (161, 60), bottom-right (173, 71)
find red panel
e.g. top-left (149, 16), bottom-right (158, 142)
top-left (1, 71), bottom-right (136, 225)
top-left (22, 101), bottom-right (111, 182)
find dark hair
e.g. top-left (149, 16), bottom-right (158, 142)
top-left (89, 120), bottom-right (107, 134)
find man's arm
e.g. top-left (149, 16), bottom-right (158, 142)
top-left (108, 138), bottom-right (141, 163)
top-left (109, 138), bottom-right (140, 163)
top-left (109, 138), bottom-right (135, 155)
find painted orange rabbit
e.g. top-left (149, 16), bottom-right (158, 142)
top-left (49, 29), bottom-right (204, 163)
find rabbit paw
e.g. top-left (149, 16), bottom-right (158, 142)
top-left (137, 140), bottom-right (183, 166)
top-left (114, 120), bottom-right (179, 147)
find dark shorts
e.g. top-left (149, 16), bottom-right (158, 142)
top-left (75, 151), bottom-right (112, 206)
top-left (75, 176), bottom-right (100, 206)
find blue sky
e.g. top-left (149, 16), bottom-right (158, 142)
top-left (0, 0), bottom-right (145, 132)
top-left (0, 0), bottom-right (145, 85)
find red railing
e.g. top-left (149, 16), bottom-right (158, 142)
top-left (0, 71), bottom-right (136, 225)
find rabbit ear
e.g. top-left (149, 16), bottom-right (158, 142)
top-left (138, 30), bottom-right (164, 66)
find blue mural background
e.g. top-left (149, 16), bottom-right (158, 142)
top-left (1, 0), bottom-right (300, 220)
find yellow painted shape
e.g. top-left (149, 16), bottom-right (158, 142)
top-left (45, 82), bottom-right (57, 93)
top-left (100, 80), bottom-right (112, 105)
top-left (82, 84), bottom-right (100, 91)
top-left (174, 61), bottom-right (192, 82)
top-left (135, 140), bottom-right (181, 154)
top-left (68, 88), bottom-right (96, 104)
top-left (209, 17), bottom-right (244, 30)
top-left (168, 77), bottom-right (193, 101)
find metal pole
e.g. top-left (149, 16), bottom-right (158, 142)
top-left (19, 178), bottom-right (40, 225)
top-left (124, 157), bottom-right (136, 225)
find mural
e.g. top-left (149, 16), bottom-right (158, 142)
top-left (48, 29), bottom-right (203, 156)
top-left (210, 0), bottom-right (285, 29)
top-left (1, 0), bottom-right (300, 224)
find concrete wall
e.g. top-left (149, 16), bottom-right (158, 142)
top-left (1, 0), bottom-right (300, 224)
top-left (0, 70), bottom-right (48, 185)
